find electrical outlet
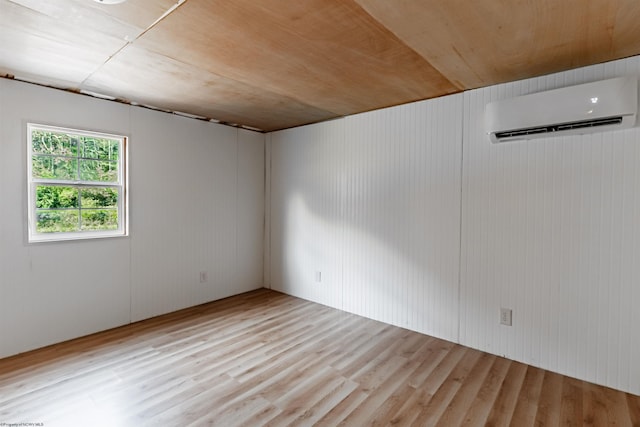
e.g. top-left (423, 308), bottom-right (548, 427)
top-left (500, 308), bottom-right (512, 326)
top-left (199, 271), bottom-right (208, 283)
top-left (314, 271), bottom-right (322, 283)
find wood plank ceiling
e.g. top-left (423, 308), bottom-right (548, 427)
top-left (2, 0), bottom-right (640, 132)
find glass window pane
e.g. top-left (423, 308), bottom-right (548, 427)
top-left (80, 159), bottom-right (118, 182)
top-left (28, 124), bottom-right (126, 241)
top-left (32, 156), bottom-right (78, 180)
top-left (36, 210), bottom-right (79, 233)
top-left (81, 137), bottom-right (119, 161)
top-left (35, 186), bottom-right (79, 209)
top-left (80, 187), bottom-right (118, 208)
top-left (31, 130), bottom-right (78, 157)
top-left (81, 209), bottom-right (118, 231)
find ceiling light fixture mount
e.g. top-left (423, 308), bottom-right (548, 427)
top-left (93, 0), bottom-right (127, 4)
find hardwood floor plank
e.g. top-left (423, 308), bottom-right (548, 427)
top-left (459, 356), bottom-right (512, 427)
top-left (340, 355), bottom-right (429, 425)
top-left (483, 359), bottom-right (528, 426)
top-left (314, 389), bottom-right (369, 426)
top-left (533, 370), bottom-right (564, 425)
top-left (131, 376), bottom-right (222, 422)
top-left (237, 403), bottom-right (281, 427)
top-left (1, 289), bottom-right (639, 426)
top-left (189, 393), bottom-right (274, 427)
top-left (583, 381), bottom-right (611, 426)
top-left (510, 364), bottom-right (546, 425)
top-left (280, 374), bottom-right (359, 426)
top-left (264, 367), bottom-right (351, 425)
top-left (601, 383), bottom-right (635, 427)
top-left (434, 352), bottom-right (496, 426)
top-left (406, 339), bottom-right (457, 388)
top-left (626, 394), bottom-right (640, 427)
top-left (560, 376), bottom-right (584, 426)
top-left (332, 325), bottom-right (397, 376)
top-left (367, 383), bottom-right (417, 426)
top-left (410, 349), bottom-right (481, 426)
top-left (628, 392), bottom-right (640, 427)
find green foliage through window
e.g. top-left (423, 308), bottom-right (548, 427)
top-left (31, 130), bottom-right (119, 182)
top-left (28, 124), bottom-right (126, 240)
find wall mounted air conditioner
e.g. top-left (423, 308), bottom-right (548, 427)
top-left (486, 76), bottom-right (637, 143)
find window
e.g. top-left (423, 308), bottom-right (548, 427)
top-left (27, 123), bottom-right (128, 242)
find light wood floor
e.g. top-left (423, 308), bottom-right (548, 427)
top-left (1, 289), bottom-right (639, 426)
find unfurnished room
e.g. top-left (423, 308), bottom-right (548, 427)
top-left (1, 0), bottom-right (640, 425)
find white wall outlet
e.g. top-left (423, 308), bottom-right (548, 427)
top-left (199, 271), bottom-right (208, 283)
top-left (500, 308), bottom-right (512, 326)
top-left (314, 271), bottom-right (322, 283)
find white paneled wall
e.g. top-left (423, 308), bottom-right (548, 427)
top-left (264, 134), bottom-right (272, 288)
top-left (270, 119), bottom-right (345, 309)
top-left (0, 80), bottom-right (132, 357)
top-left (270, 95), bottom-right (463, 342)
top-left (269, 56), bottom-right (640, 394)
top-left (129, 108), bottom-right (239, 321)
top-left (237, 129), bottom-right (266, 295)
top-left (343, 100), bottom-right (462, 337)
top-left (0, 81), bottom-right (5, 355)
top-left (0, 78), bottom-right (265, 358)
top-left (461, 57), bottom-right (640, 395)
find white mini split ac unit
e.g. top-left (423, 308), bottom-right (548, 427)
top-left (485, 76), bottom-right (638, 143)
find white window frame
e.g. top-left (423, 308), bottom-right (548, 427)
top-left (27, 123), bottom-right (128, 243)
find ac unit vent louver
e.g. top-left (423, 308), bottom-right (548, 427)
top-left (494, 116), bottom-right (624, 141)
top-left (486, 77), bottom-right (637, 143)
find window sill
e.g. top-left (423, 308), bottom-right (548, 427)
top-left (28, 230), bottom-right (128, 243)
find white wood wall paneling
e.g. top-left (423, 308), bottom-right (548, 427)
top-left (269, 55), bottom-right (640, 395)
top-left (264, 133), bottom-right (272, 288)
top-left (0, 79), bottom-right (266, 357)
top-left (460, 56), bottom-right (640, 395)
top-left (129, 109), bottom-right (235, 320)
top-left (270, 120), bottom-right (345, 309)
top-left (236, 128), bottom-right (265, 293)
top-left (0, 80), bottom-right (132, 357)
top-left (269, 95), bottom-right (463, 343)
top-left (342, 98), bottom-right (462, 339)
top-left (0, 79), bottom-right (7, 355)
